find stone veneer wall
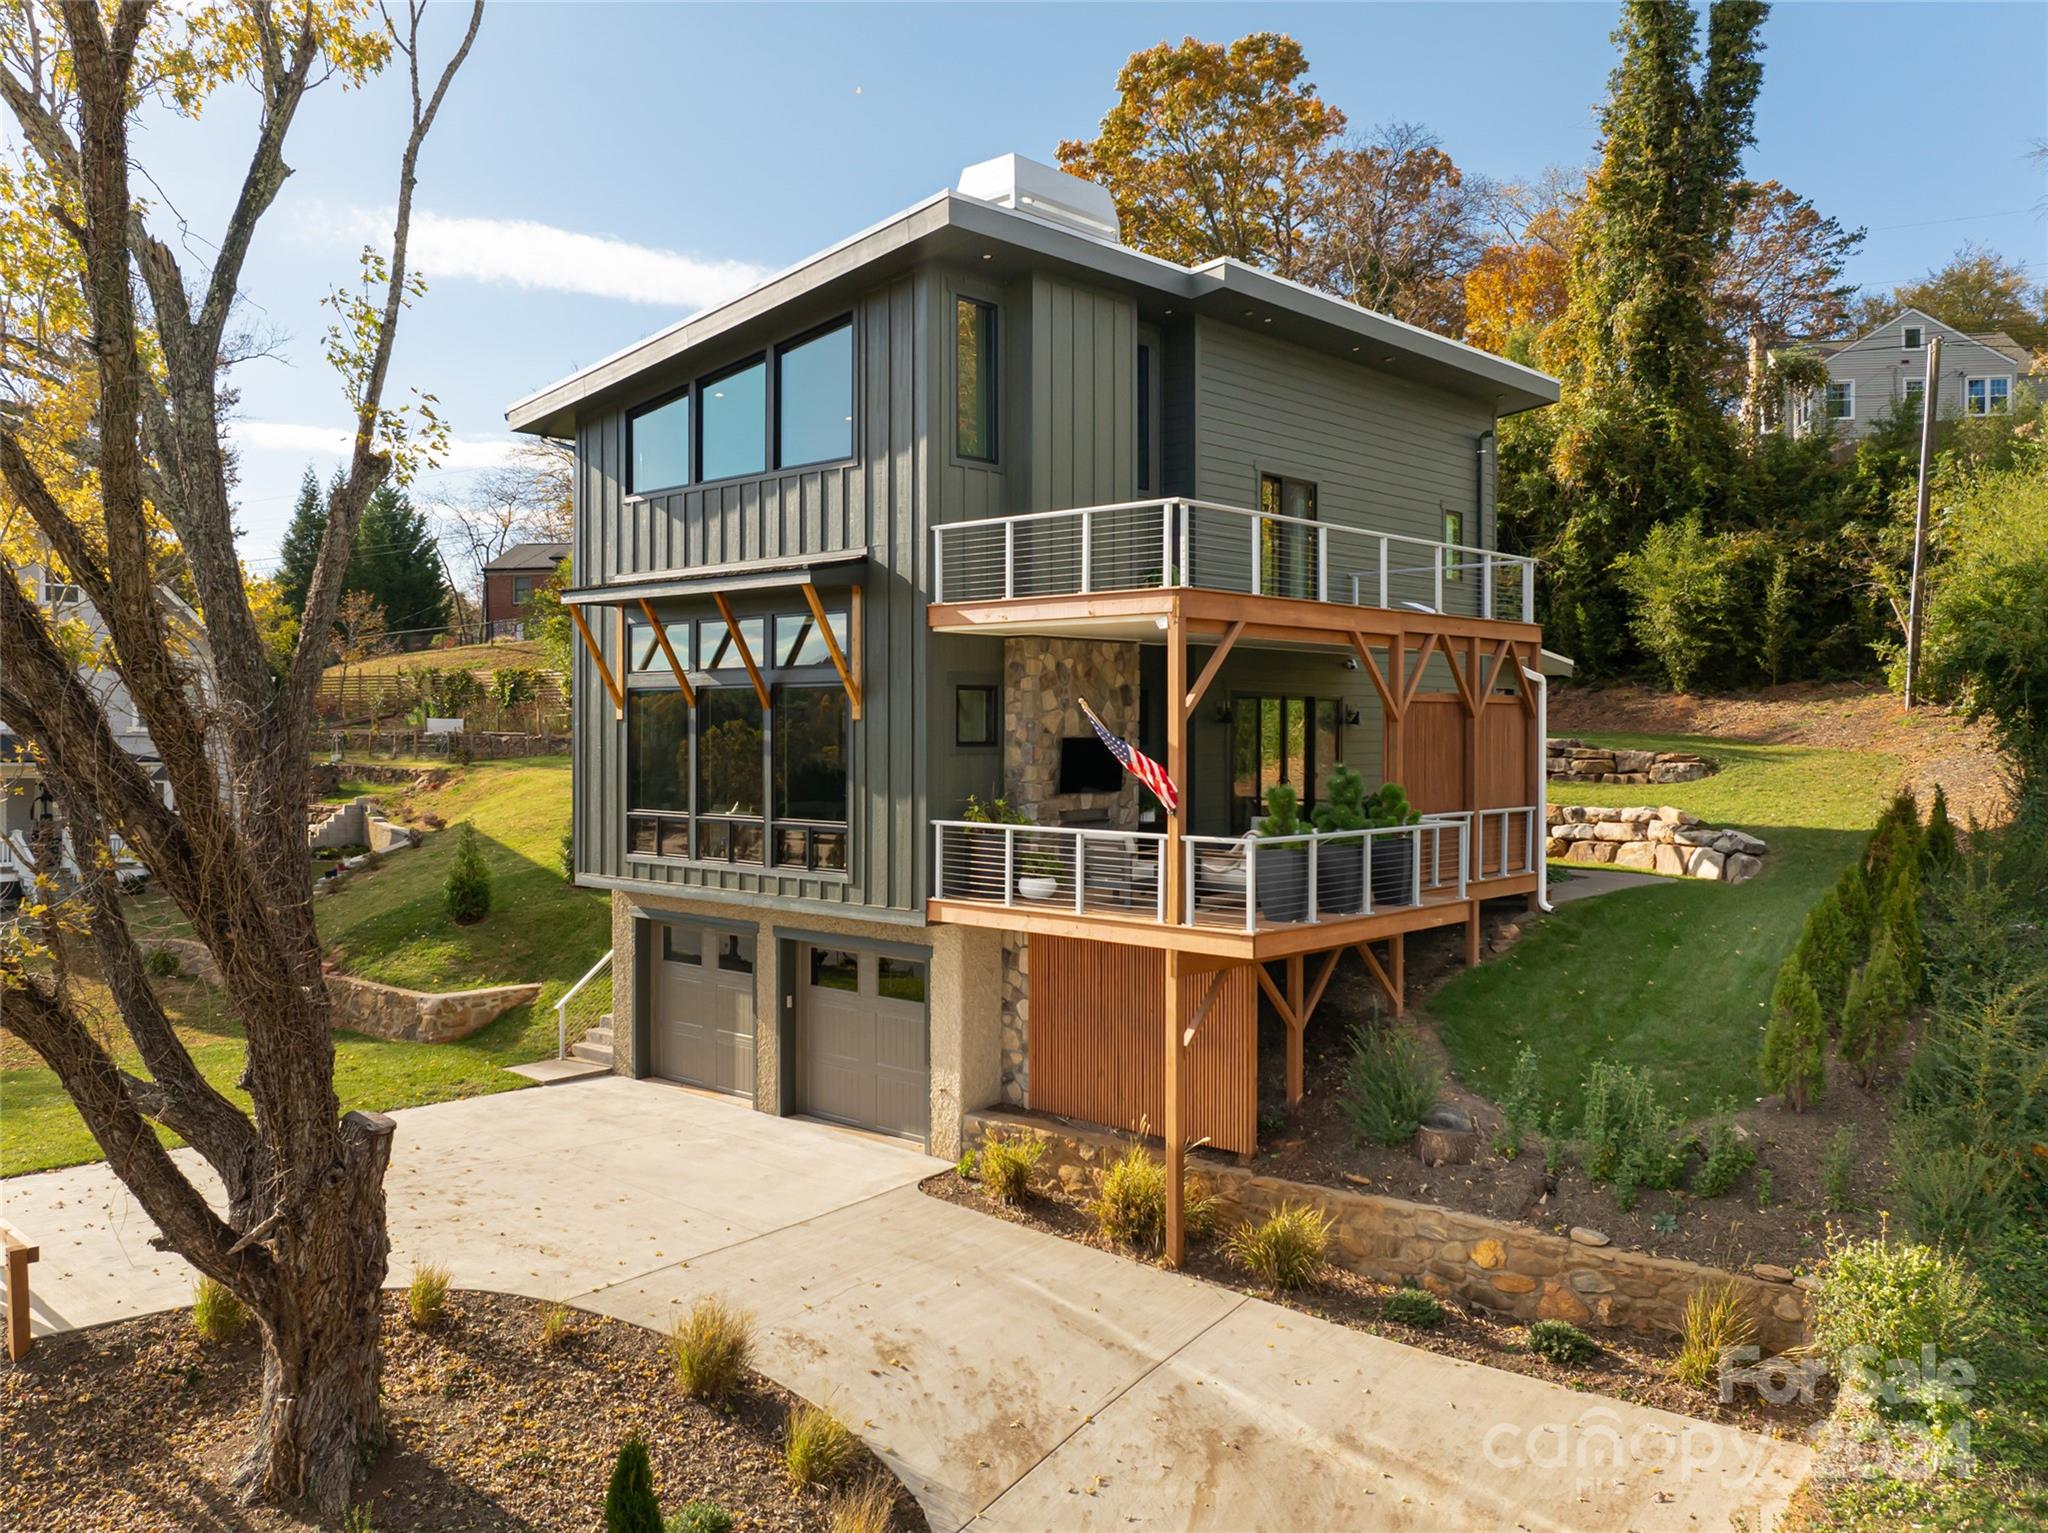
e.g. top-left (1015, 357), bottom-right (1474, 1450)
top-left (968, 1109), bottom-right (1811, 1353)
top-left (1000, 935), bottom-right (1029, 1106)
top-left (1546, 805), bottom-right (1769, 883)
top-left (1003, 638), bottom-right (1141, 828)
top-left (1547, 738), bottom-right (1714, 785)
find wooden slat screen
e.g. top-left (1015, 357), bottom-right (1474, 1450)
top-left (1029, 936), bottom-right (1258, 1157)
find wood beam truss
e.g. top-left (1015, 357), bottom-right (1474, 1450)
top-left (569, 602), bottom-right (624, 719)
top-left (637, 597), bottom-right (695, 707)
top-left (800, 581), bottom-right (863, 721)
top-left (711, 591), bottom-right (772, 711)
top-left (1184, 619), bottom-right (1245, 716)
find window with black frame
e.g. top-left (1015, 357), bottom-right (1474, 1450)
top-left (624, 599), bottom-right (853, 873)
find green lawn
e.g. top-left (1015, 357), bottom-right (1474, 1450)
top-left (1428, 733), bottom-right (1901, 1122)
top-left (1, 757), bottom-right (607, 1177)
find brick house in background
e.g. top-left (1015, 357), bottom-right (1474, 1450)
top-left (481, 541), bottom-right (569, 636)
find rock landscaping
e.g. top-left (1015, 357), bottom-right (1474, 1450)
top-left (1547, 736), bottom-right (1714, 784)
top-left (0, 1290), bottom-right (924, 1532)
top-left (1545, 803), bottom-right (1769, 882)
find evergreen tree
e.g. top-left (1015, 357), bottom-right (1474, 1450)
top-left (1923, 784), bottom-right (1959, 872)
top-left (443, 824), bottom-right (492, 925)
top-left (1792, 887), bottom-right (1854, 1024)
top-left (603, 1437), bottom-right (662, 1533)
top-left (1838, 943), bottom-right (1907, 1088)
top-left (276, 465), bottom-right (328, 618)
top-left (348, 484), bottom-right (449, 638)
top-left (1834, 861), bottom-right (1873, 956)
top-left (1759, 955), bottom-right (1826, 1111)
top-left (1883, 861), bottom-right (1926, 1001)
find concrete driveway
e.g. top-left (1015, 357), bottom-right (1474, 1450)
top-left (4, 1078), bottom-right (1812, 1530)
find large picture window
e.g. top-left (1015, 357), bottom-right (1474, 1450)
top-left (956, 297), bottom-right (997, 462)
top-left (629, 391), bottom-right (691, 495)
top-left (626, 599), bottom-right (854, 874)
top-left (777, 321), bottom-right (854, 467)
top-left (699, 357), bottom-right (767, 481)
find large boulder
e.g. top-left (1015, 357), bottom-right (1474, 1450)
top-left (1686, 846), bottom-right (1728, 880)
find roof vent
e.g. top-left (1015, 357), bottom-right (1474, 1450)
top-left (957, 153), bottom-right (1120, 243)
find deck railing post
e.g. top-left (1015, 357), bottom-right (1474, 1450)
top-left (1245, 841), bottom-right (1258, 933)
top-left (1161, 502), bottom-right (1175, 587)
top-left (1378, 538), bottom-right (1390, 607)
top-left (1079, 511), bottom-right (1093, 595)
top-left (1522, 559), bottom-right (1535, 622)
top-left (933, 527), bottom-right (946, 603)
top-left (1481, 553), bottom-right (1494, 620)
top-left (1411, 826), bottom-right (1424, 908)
top-left (1363, 829), bottom-right (1376, 915)
top-left (1003, 520), bottom-right (1016, 599)
top-left (1307, 835), bottom-right (1319, 924)
top-left (1434, 545), bottom-right (1445, 613)
top-left (1249, 513), bottom-right (1262, 595)
top-left (1316, 525), bottom-right (1329, 603)
top-left (1002, 827), bottom-right (1015, 908)
top-left (1074, 835), bottom-right (1086, 914)
top-left (934, 823), bottom-right (946, 899)
top-left (1177, 500), bottom-right (1191, 587)
top-left (1457, 823), bottom-right (1469, 901)
top-left (1525, 808), bottom-right (1536, 876)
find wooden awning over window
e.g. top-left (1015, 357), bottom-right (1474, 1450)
top-left (565, 548), bottom-right (866, 722)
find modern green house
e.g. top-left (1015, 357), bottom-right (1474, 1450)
top-left (508, 155), bottom-right (1561, 1257)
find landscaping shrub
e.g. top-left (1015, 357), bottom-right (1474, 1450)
top-left (1526, 1318), bottom-right (1599, 1364)
top-left (1339, 1023), bottom-right (1439, 1148)
top-left (1838, 940), bottom-right (1908, 1086)
top-left (1833, 861), bottom-right (1873, 953)
top-left (1688, 1099), bottom-right (1754, 1199)
top-left (669, 1294), bottom-right (754, 1402)
top-left (784, 1400), bottom-right (858, 1490)
top-left (1672, 1283), bottom-right (1755, 1392)
top-left (1758, 956), bottom-right (1825, 1111)
top-left (604, 1437), bottom-right (662, 1533)
top-left (1382, 1286), bottom-right (1444, 1330)
top-left (954, 1149), bottom-right (977, 1181)
top-left (1223, 1203), bottom-right (1333, 1290)
top-left (665, 1503), bottom-right (733, 1533)
top-left (1754, 1167), bottom-right (1774, 1209)
top-left (444, 822), bottom-right (491, 924)
top-left (540, 1301), bottom-right (574, 1350)
top-left (1882, 860), bottom-right (1926, 1001)
top-left (826, 1475), bottom-right (896, 1533)
top-left (1577, 1061), bottom-right (1687, 1208)
top-left (1792, 887), bottom-right (1854, 1021)
top-left (1888, 1116), bottom-right (2015, 1249)
top-left (559, 826), bottom-right (576, 881)
top-left (406, 1262), bottom-right (449, 1329)
top-left (1494, 1044), bottom-right (1541, 1159)
top-left (143, 947), bottom-right (182, 979)
top-left (1088, 1138), bottom-right (1218, 1253)
top-left (1813, 1228), bottom-right (1984, 1389)
top-left (1822, 1127), bottom-right (1858, 1213)
top-left (191, 1276), bottom-right (245, 1344)
top-left (976, 1130), bottom-right (1045, 1205)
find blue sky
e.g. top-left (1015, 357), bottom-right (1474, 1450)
top-left (115, 1), bottom-right (2048, 569)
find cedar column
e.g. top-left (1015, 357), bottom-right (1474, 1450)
top-left (1384, 631), bottom-right (1405, 784)
top-left (1163, 597), bottom-right (1188, 1269)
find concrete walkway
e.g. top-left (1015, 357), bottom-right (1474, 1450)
top-left (3, 1079), bottom-right (1812, 1530)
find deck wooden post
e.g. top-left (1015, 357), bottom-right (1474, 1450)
top-left (1390, 932), bottom-right (1406, 1016)
top-left (1285, 954), bottom-right (1305, 1104)
top-left (1163, 597), bottom-right (1189, 1269)
top-left (1465, 899), bottom-right (1483, 967)
top-left (1384, 632), bottom-right (1405, 784)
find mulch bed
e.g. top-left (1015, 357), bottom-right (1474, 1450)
top-left (0, 1290), bottom-right (926, 1533)
top-left (922, 1169), bottom-right (1829, 1439)
top-left (1255, 905), bottom-right (1895, 1276)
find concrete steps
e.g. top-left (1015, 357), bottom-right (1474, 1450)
top-left (569, 1013), bottom-right (614, 1069)
top-left (503, 1013), bottom-right (615, 1086)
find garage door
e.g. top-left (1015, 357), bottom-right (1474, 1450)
top-left (650, 922), bottom-right (755, 1098)
top-left (796, 944), bottom-right (928, 1143)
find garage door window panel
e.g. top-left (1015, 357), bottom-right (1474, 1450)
top-left (877, 957), bottom-right (925, 1003)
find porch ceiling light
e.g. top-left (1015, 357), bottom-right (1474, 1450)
top-left (1154, 616), bottom-right (1169, 630)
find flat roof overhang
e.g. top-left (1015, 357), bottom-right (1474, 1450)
top-left (561, 547), bottom-right (869, 608)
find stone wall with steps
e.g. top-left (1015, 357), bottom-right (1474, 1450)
top-left (1548, 738), bottom-right (1713, 785)
top-left (967, 1108), bottom-right (1812, 1353)
top-left (1546, 805), bottom-right (1768, 883)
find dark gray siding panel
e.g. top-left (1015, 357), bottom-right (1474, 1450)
top-left (573, 276), bottom-right (927, 916)
top-left (1193, 318), bottom-right (1494, 550)
top-left (1161, 319), bottom-right (1198, 498)
top-left (1028, 274), bottom-right (1136, 512)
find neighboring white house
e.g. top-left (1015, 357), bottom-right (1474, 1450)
top-left (1786, 307), bottom-right (2037, 442)
top-left (0, 558), bottom-right (202, 899)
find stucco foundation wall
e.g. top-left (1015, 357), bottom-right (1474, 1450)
top-left (968, 1109), bottom-right (1811, 1353)
top-left (614, 890), bottom-right (1002, 1159)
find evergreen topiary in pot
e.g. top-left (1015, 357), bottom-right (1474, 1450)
top-left (1252, 782), bottom-right (1311, 923)
top-left (1367, 783), bottom-right (1422, 907)
top-left (1310, 762), bottom-right (1369, 914)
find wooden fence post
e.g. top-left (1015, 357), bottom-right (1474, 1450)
top-left (3, 1219), bottom-right (38, 1361)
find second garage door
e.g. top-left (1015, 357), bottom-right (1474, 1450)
top-left (796, 944), bottom-right (929, 1144)
top-left (650, 921), bottom-right (756, 1098)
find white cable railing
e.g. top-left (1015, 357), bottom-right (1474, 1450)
top-left (933, 821), bottom-right (1166, 919)
top-left (1182, 820), bottom-right (1468, 933)
top-left (1419, 806), bottom-right (1540, 885)
top-left (555, 948), bottom-right (613, 1060)
top-left (932, 497), bottom-right (1537, 623)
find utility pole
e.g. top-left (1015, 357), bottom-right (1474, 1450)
top-left (1905, 335), bottom-right (1940, 709)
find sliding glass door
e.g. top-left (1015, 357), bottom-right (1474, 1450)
top-left (1231, 694), bottom-right (1340, 831)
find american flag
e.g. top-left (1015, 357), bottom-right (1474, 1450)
top-left (1078, 699), bottom-right (1179, 813)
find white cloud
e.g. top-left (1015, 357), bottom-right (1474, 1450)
top-left (228, 420), bottom-right (522, 472)
top-left (330, 206), bottom-right (774, 310)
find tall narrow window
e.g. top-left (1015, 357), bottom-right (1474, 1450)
top-left (1257, 473), bottom-right (1318, 598)
top-left (777, 320), bottom-right (853, 466)
top-left (695, 687), bottom-right (764, 863)
top-left (1442, 509), bottom-right (1466, 583)
top-left (956, 297), bottom-right (997, 462)
top-left (628, 390), bottom-right (691, 494)
top-left (699, 357), bottom-right (767, 481)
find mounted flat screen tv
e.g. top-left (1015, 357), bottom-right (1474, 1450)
top-left (1058, 735), bottom-right (1122, 794)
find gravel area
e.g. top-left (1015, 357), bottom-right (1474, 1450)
top-left (922, 1168), bottom-right (1827, 1440)
top-left (0, 1290), bottom-right (926, 1533)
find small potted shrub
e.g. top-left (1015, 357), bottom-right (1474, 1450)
top-left (962, 794), bottom-right (1029, 898)
top-left (1017, 843), bottom-right (1064, 902)
top-left (1310, 763), bottom-right (1369, 915)
top-left (1252, 783), bottom-right (1311, 923)
top-left (1367, 783), bottom-right (1422, 907)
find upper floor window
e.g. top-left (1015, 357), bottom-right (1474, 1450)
top-left (1966, 377), bottom-right (2011, 415)
top-left (956, 297), bottom-right (997, 462)
top-left (777, 320), bottom-right (854, 467)
top-left (1824, 381), bottom-right (1854, 420)
top-left (1901, 325), bottom-right (1923, 349)
top-left (699, 357), bottom-right (767, 481)
top-left (629, 390), bottom-right (691, 495)
top-left (513, 575), bottom-right (533, 605)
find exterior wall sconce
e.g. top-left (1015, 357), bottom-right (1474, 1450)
top-left (1212, 702), bottom-right (1233, 724)
top-left (1344, 706), bottom-right (1363, 727)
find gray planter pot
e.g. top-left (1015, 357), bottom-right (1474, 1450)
top-left (1255, 846), bottom-right (1311, 924)
top-left (1316, 842), bottom-right (1365, 915)
top-left (1370, 836), bottom-right (1417, 907)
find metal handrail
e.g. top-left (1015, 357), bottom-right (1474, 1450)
top-left (555, 948), bottom-right (613, 1060)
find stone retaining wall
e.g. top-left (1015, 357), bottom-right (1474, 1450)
top-left (140, 938), bottom-right (536, 1044)
top-left (967, 1108), bottom-right (1810, 1353)
top-left (1548, 738), bottom-right (1713, 785)
top-left (1546, 805), bottom-right (1769, 883)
